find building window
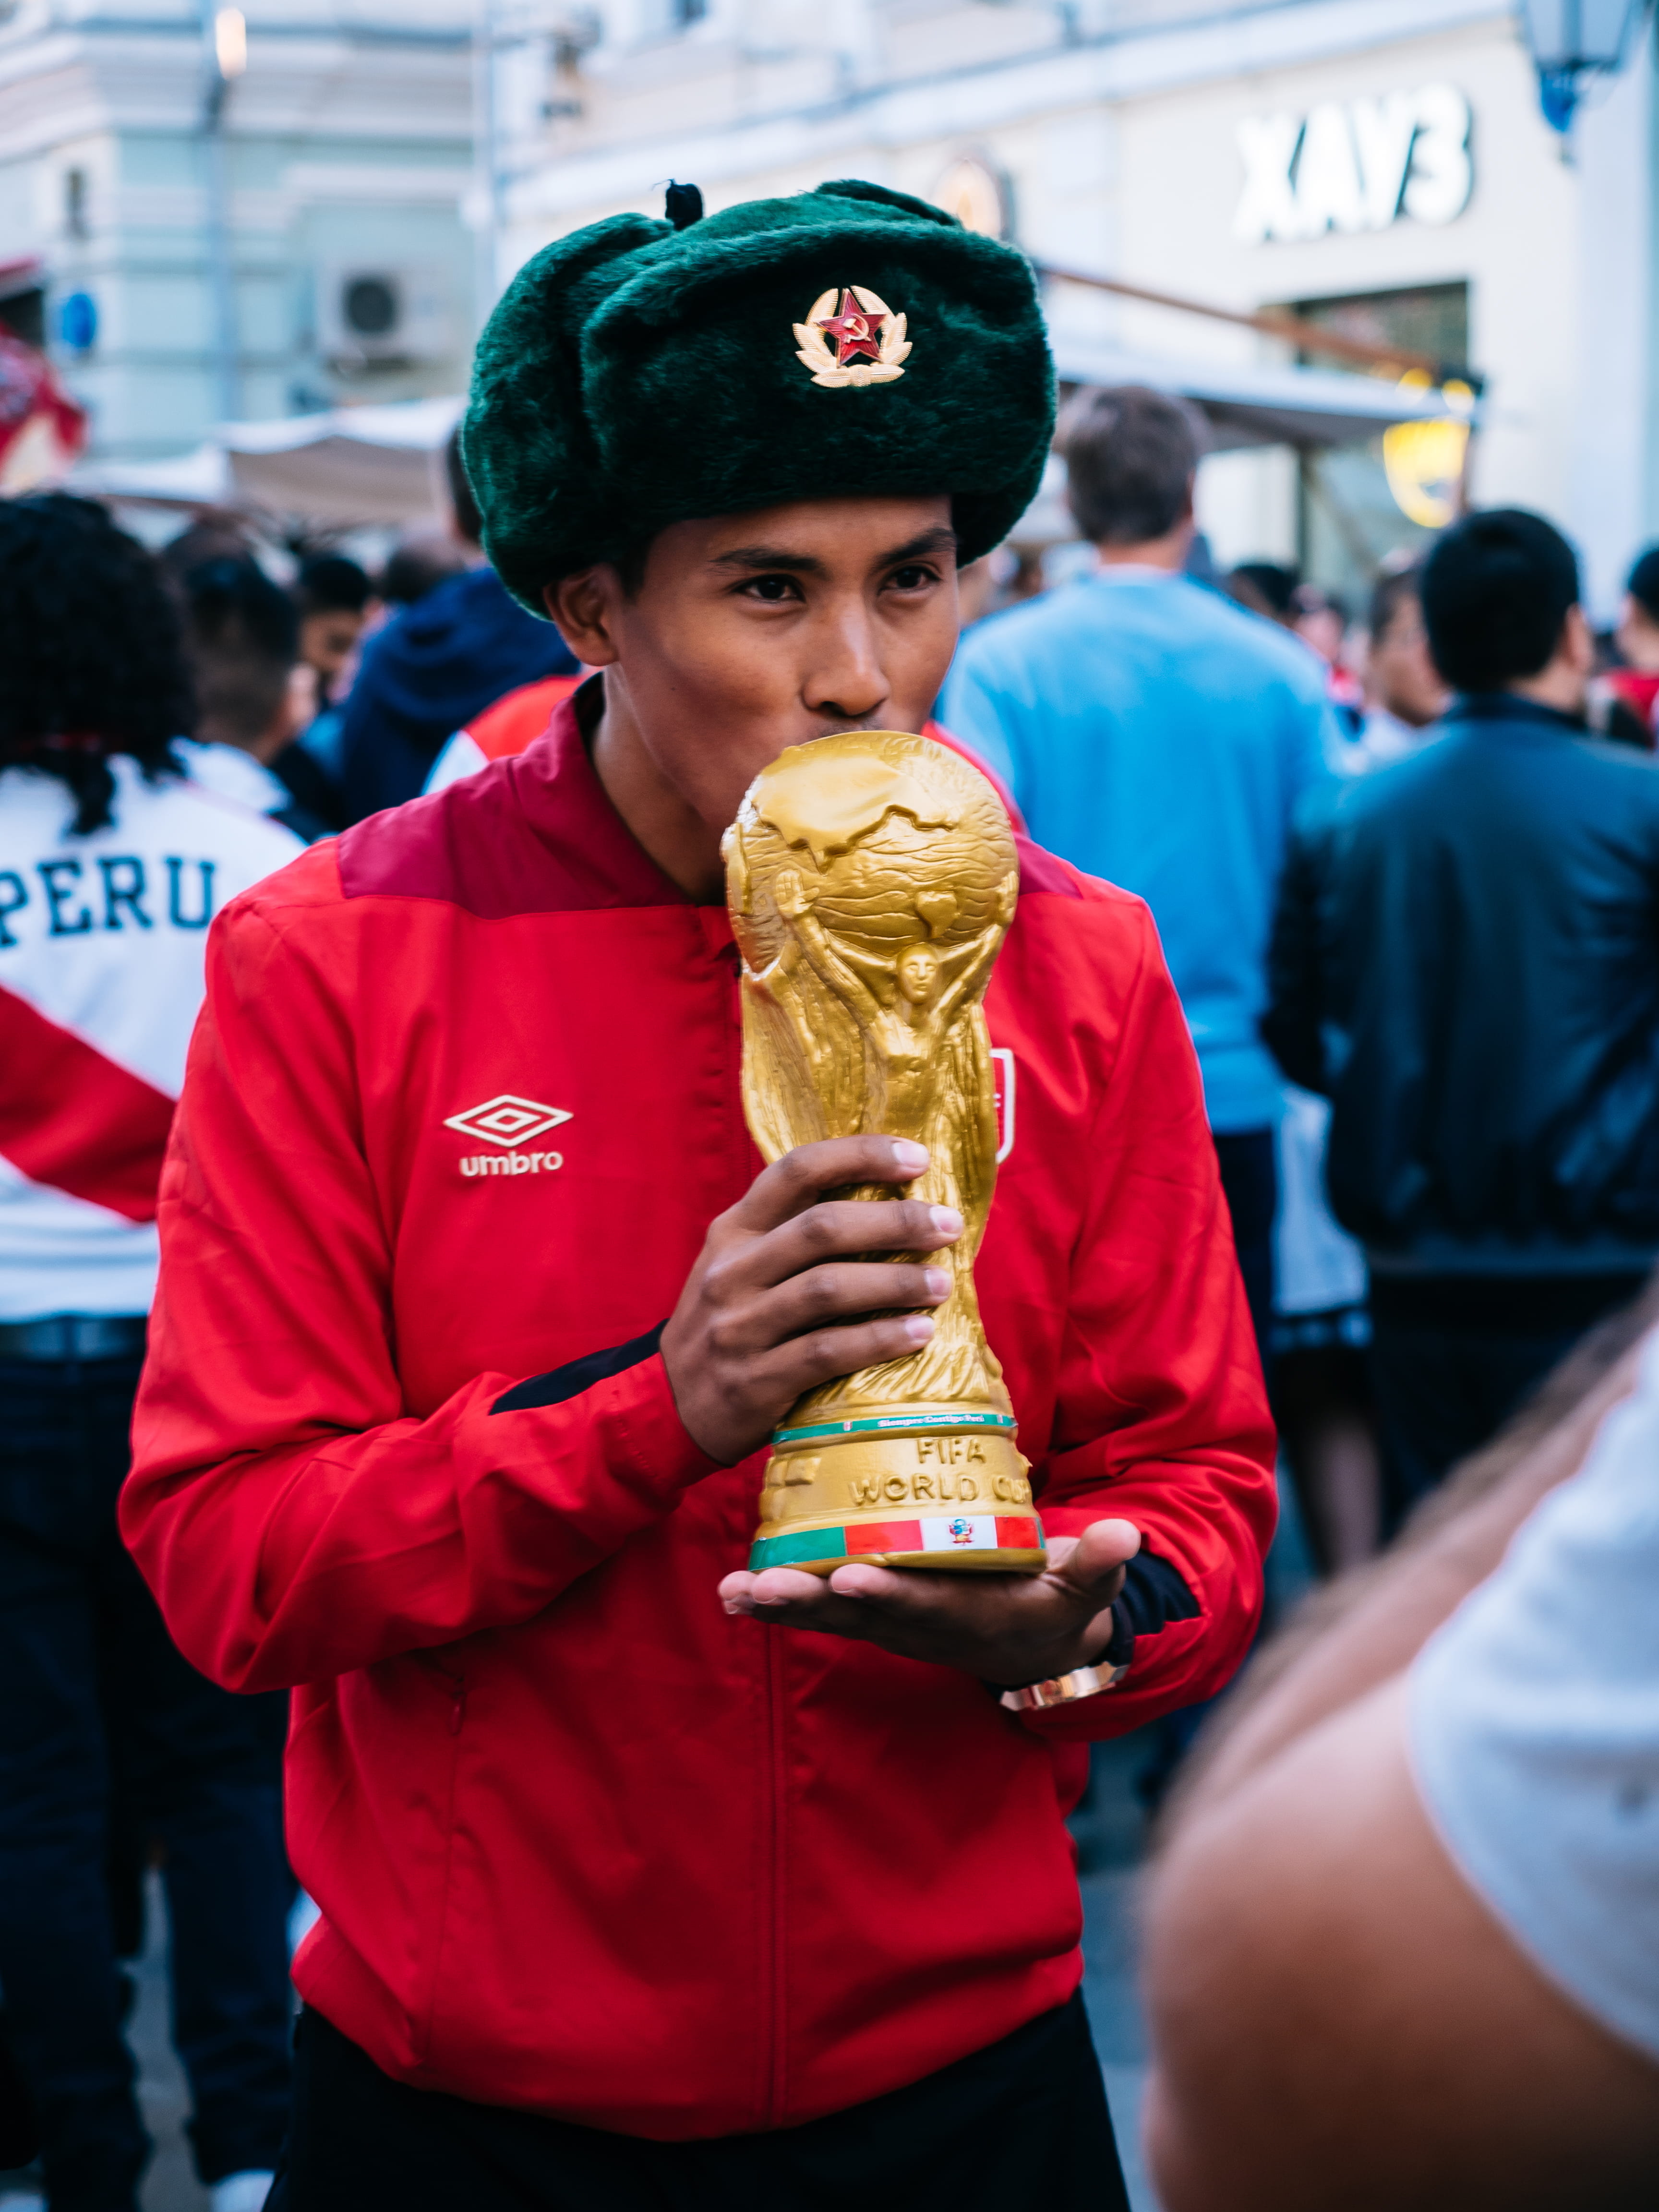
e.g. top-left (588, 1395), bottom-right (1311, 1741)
top-left (673, 0), bottom-right (708, 24)
top-left (64, 168), bottom-right (89, 241)
top-left (1289, 282), bottom-right (1470, 601)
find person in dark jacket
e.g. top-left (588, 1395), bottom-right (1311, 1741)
top-left (337, 429), bottom-right (577, 820)
top-left (1264, 508), bottom-right (1659, 1523)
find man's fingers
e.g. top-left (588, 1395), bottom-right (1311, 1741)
top-left (724, 1261), bottom-right (951, 1350)
top-left (746, 1312), bottom-right (939, 1398)
top-left (746, 1197), bottom-right (962, 1290)
top-left (1045, 1519), bottom-right (1142, 1597)
top-left (720, 1567), bottom-right (928, 1649)
top-left (733, 1137), bottom-right (931, 1234)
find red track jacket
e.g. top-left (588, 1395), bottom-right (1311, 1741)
top-left (123, 692), bottom-right (1274, 2137)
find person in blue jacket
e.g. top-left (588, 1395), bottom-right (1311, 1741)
top-left (940, 384), bottom-right (1335, 1351)
top-left (338, 430), bottom-right (577, 820)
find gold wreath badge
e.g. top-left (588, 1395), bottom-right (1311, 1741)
top-left (793, 285), bottom-right (912, 388)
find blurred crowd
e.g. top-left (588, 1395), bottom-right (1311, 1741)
top-left (2, 379), bottom-right (1658, 2210)
top-left (128, 429), bottom-right (580, 849)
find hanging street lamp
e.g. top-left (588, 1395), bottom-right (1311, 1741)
top-left (1520, 0), bottom-right (1654, 134)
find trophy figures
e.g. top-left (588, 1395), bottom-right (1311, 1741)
top-left (725, 731), bottom-right (1046, 1576)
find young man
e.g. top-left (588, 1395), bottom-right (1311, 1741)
top-left (940, 383), bottom-right (1335, 1354)
top-left (124, 182), bottom-right (1274, 2208)
top-left (175, 556), bottom-right (339, 839)
top-left (1266, 508), bottom-right (1659, 1523)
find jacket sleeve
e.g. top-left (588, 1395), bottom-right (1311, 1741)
top-left (1021, 901), bottom-right (1278, 1742)
top-left (1262, 819), bottom-right (1330, 1095)
top-left (120, 897), bottom-right (718, 1695)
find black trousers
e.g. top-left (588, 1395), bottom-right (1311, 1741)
top-left (0, 1351), bottom-right (293, 2211)
top-left (269, 1994), bottom-right (1129, 2212)
top-left (1369, 1272), bottom-right (1649, 1530)
top-left (1213, 1129), bottom-right (1276, 1370)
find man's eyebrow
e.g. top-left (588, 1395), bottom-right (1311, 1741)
top-left (708, 545), bottom-right (829, 576)
top-left (874, 527), bottom-right (959, 568)
top-left (706, 526), bottom-right (960, 578)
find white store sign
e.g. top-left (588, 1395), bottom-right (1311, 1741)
top-left (1235, 84), bottom-right (1473, 244)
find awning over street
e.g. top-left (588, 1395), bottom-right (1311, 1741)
top-left (71, 349), bottom-right (1469, 528)
top-left (73, 395), bottom-right (464, 523)
top-left (1048, 337), bottom-right (1475, 453)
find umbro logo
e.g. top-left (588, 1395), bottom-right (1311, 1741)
top-left (445, 1093), bottom-right (572, 1181)
top-left (445, 1094), bottom-right (572, 1147)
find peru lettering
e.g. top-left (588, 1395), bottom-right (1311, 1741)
top-left (0, 856), bottom-right (216, 947)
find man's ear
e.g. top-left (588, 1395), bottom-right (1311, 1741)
top-left (544, 566), bottom-right (622, 666)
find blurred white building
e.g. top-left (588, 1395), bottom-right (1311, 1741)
top-left (488, 0), bottom-right (1659, 613)
top-left (0, 0), bottom-right (477, 459)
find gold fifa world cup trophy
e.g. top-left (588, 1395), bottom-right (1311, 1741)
top-left (725, 730), bottom-right (1046, 1576)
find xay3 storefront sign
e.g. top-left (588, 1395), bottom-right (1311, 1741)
top-left (1235, 85), bottom-right (1473, 244)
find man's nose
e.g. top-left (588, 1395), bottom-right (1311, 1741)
top-left (805, 603), bottom-right (889, 724)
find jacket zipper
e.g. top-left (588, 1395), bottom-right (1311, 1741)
top-left (417, 1659), bottom-right (466, 2063)
top-left (721, 929), bottom-right (787, 2129)
top-left (764, 1628), bottom-right (788, 2128)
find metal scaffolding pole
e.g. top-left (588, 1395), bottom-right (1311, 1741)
top-left (200, 2), bottom-right (244, 424)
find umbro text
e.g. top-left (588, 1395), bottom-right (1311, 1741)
top-left (459, 1150), bottom-right (564, 1178)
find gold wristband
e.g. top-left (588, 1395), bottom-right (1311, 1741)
top-left (998, 1659), bottom-right (1128, 1714)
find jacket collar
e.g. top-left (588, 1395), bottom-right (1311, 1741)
top-left (514, 675), bottom-right (698, 908)
top-left (1452, 691), bottom-right (1587, 739)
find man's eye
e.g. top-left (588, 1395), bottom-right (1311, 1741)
top-left (743, 574), bottom-right (799, 602)
top-left (888, 565), bottom-right (937, 591)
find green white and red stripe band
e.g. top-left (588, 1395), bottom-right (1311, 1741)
top-left (770, 1409), bottom-right (1017, 1448)
top-left (748, 1514), bottom-right (1044, 1573)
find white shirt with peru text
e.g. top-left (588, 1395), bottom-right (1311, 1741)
top-left (0, 756), bottom-right (303, 1322)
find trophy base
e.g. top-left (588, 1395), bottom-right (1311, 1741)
top-left (748, 1404), bottom-right (1046, 1576)
top-left (748, 1514), bottom-right (1046, 1577)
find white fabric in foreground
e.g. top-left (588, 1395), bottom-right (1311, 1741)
top-left (1410, 1330), bottom-right (1659, 2062)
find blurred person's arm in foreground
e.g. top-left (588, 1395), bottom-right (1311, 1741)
top-left (1143, 1285), bottom-right (1659, 2212)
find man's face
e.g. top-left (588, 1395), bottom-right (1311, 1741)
top-left (1368, 591), bottom-right (1450, 730)
top-left (548, 494), bottom-right (960, 841)
top-left (1616, 594), bottom-right (1659, 673)
top-left (300, 607), bottom-right (365, 683)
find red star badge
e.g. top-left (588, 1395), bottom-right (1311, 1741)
top-left (815, 288), bottom-right (884, 367)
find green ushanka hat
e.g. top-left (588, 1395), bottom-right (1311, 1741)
top-left (463, 178), bottom-right (1056, 609)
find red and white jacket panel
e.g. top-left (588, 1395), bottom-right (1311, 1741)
top-left (0, 757), bottom-right (303, 1320)
top-left (124, 696), bottom-right (1275, 2136)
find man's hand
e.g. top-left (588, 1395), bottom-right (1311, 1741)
top-left (660, 1135), bottom-right (961, 1467)
top-left (717, 1520), bottom-right (1142, 1684)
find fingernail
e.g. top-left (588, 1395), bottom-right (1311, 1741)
top-left (929, 1206), bottom-right (963, 1237)
top-left (924, 1267), bottom-right (950, 1300)
top-left (893, 1140), bottom-right (929, 1174)
top-left (903, 1313), bottom-right (935, 1344)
